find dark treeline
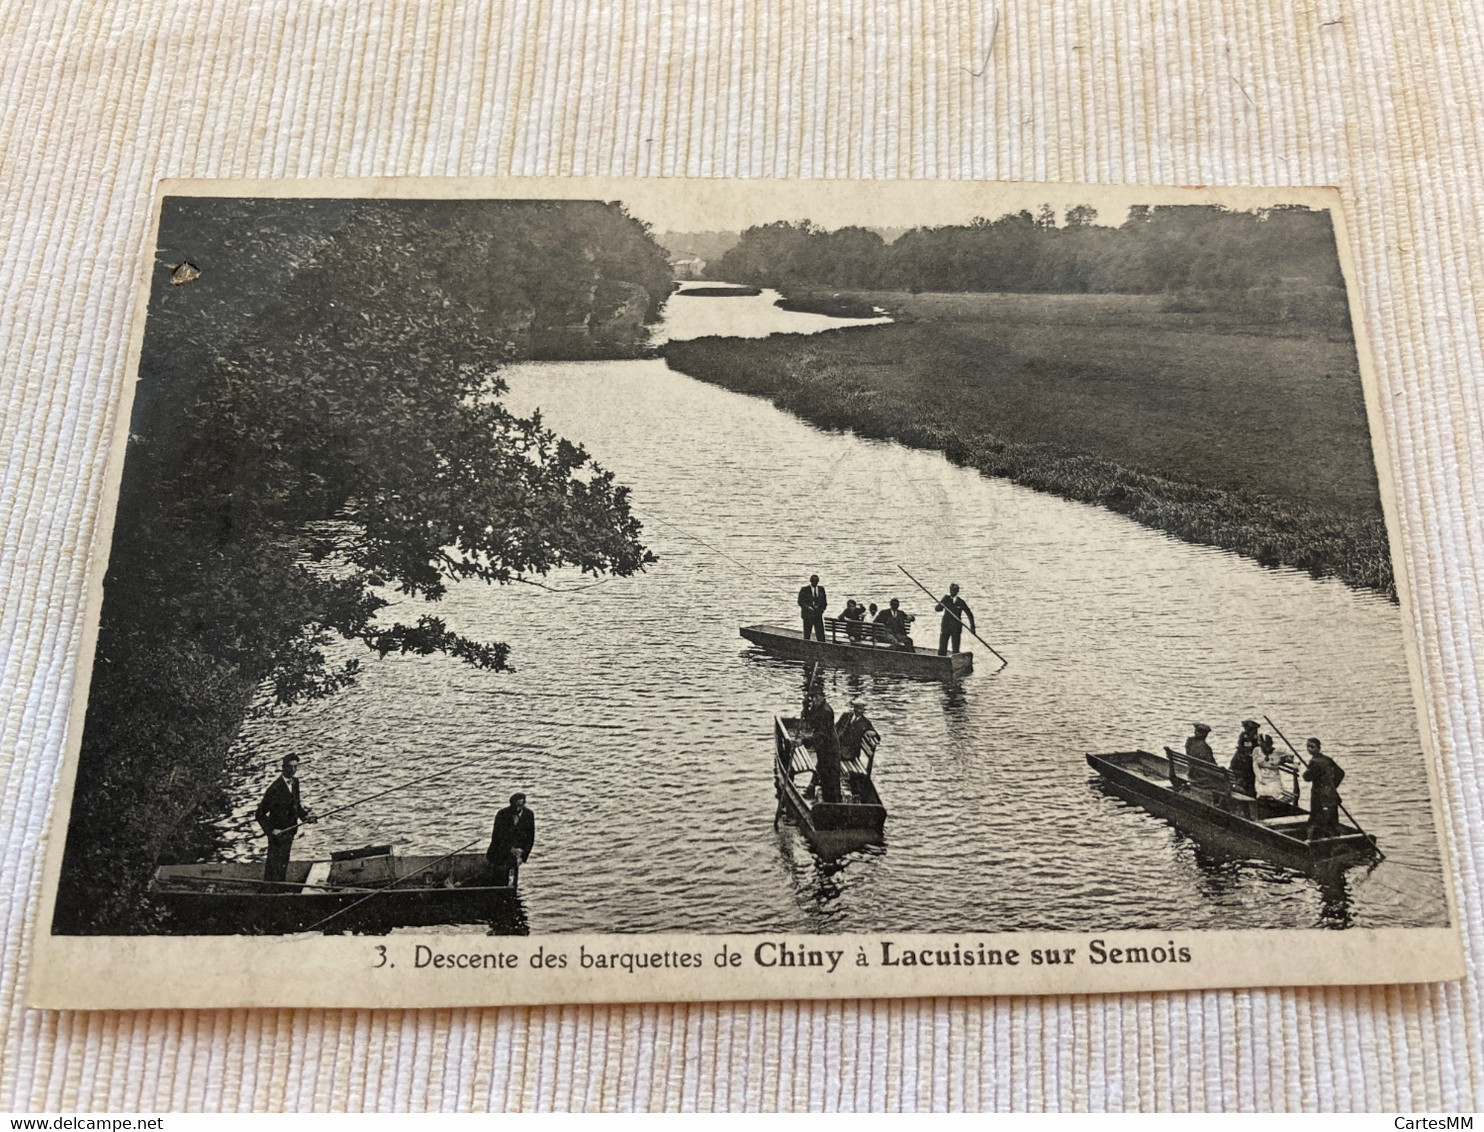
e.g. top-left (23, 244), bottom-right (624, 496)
top-left (56, 198), bottom-right (670, 933)
top-left (713, 205), bottom-right (1349, 326)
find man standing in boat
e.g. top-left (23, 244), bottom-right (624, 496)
top-left (1230, 720), bottom-right (1260, 797)
top-left (255, 754), bottom-right (317, 884)
top-left (487, 792), bottom-right (536, 886)
top-left (935, 583), bottom-right (975, 655)
top-left (798, 575), bottom-right (828, 641)
top-left (803, 688), bottom-right (843, 804)
top-left (1302, 739), bottom-right (1345, 840)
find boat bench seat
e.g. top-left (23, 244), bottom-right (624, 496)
top-left (1259, 815), bottom-right (1310, 827)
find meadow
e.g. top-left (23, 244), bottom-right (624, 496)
top-left (664, 289), bottom-right (1393, 595)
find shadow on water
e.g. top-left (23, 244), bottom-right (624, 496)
top-left (1085, 775), bottom-right (1361, 930)
top-left (939, 680), bottom-right (972, 742)
top-left (776, 825), bottom-right (886, 927)
top-left (1182, 836), bottom-right (1356, 930)
top-left (483, 894), bottom-right (531, 937)
top-left (1312, 866), bottom-right (1356, 930)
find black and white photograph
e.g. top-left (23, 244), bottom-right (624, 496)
top-left (30, 178), bottom-right (1461, 1007)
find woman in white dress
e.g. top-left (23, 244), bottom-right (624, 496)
top-left (1254, 734), bottom-right (1298, 802)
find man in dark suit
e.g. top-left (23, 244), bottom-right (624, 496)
top-left (255, 754), bottom-right (315, 883)
top-left (1303, 738), bottom-right (1346, 840)
top-left (873, 598), bottom-right (915, 649)
top-left (803, 689), bottom-right (843, 804)
top-left (798, 574), bottom-right (828, 641)
top-left (487, 792), bottom-right (536, 885)
top-left (935, 582), bottom-right (976, 655)
top-left (836, 700), bottom-right (879, 764)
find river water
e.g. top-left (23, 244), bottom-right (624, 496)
top-left (225, 284), bottom-right (1449, 934)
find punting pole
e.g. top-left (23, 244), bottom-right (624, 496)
top-left (295, 836), bottom-right (487, 936)
top-left (897, 565), bottom-right (1008, 668)
top-left (1262, 714), bottom-right (1384, 860)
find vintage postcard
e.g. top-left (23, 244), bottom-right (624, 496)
top-left (28, 177), bottom-right (1463, 1008)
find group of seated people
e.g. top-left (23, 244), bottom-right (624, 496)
top-left (837, 598), bottom-right (916, 649)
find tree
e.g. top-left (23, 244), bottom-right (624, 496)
top-left (54, 199), bottom-right (665, 932)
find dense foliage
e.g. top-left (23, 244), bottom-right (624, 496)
top-left (713, 205), bottom-right (1349, 329)
top-left (55, 199), bottom-right (670, 932)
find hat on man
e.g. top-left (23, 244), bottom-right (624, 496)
top-left (1193, 723), bottom-right (1211, 734)
top-left (1241, 719), bottom-right (1259, 730)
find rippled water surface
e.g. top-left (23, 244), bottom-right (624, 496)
top-left (225, 288), bottom-right (1449, 933)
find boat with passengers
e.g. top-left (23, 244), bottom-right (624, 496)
top-left (773, 714), bottom-right (887, 851)
top-left (1086, 748), bottom-right (1378, 870)
top-left (741, 619), bottom-right (972, 678)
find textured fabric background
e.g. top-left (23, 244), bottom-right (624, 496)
top-left (1, 0), bottom-right (1481, 1111)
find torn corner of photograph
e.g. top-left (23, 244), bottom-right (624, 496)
top-left (25, 176), bottom-right (1466, 1010)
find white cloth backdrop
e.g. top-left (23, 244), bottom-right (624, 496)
top-left (1, 0), bottom-right (1481, 1111)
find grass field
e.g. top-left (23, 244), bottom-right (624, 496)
top-left (663, 289), bottom-right (1393, 595)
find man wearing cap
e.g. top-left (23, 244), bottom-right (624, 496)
top-left (1230, 720), bottom-right (1260, 797)
top-left (1181, 723), bottom-right (1231, 803)
top-left (1302, 738), bottom-right (1345, 840)
top-left (1185, 723), bottom-right (1216, 764)
top-left (798, 574), bottom-right (828, 642)
top-left (487, 792), bottom-right (536, 886)
top-left (935, 583), bottom-right (975, 656)
top-left (836, 700), bottom-right (879, 765)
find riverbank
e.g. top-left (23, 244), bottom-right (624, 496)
top-left (663, 292), bottom-right (1393, 596)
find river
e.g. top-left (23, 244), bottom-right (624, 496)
top-left (224, 283), bottom-right (1450, 934)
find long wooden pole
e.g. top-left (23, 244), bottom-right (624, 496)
top-left (897, 565), bottom-right (1007, 667)
top-left (1262, 714), bottom-right (1383, 859)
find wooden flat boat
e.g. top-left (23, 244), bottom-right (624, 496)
top-left (741, 621), bottom-right (971, 678)
top-left (774, 715), bottom-right (887, 851)
top-left (149, 844), bottom-right (515, 934)
top-left (1086, 750), bottom-right (1378, 870)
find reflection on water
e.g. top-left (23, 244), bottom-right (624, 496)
top-left (222, 286), bottom-right (1449, 934)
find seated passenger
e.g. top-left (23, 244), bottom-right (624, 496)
top-left (835, 700), bottom-right (879, 763)
top-left (841, 599), bottom-right (866, 641)
top-left (1185, 723), bottom-right (1216, 764)
top-left (1254, 734), bottom-right (1297, 801)
top-left (873, 598), bottom-right (915, 650)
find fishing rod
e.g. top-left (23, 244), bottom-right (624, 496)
top-left (897, 565), bottom-right (1008, 668)
top-left (223, 766), bottom-right (460, 837)
top-left (294, 836), bottom-right (486, 936)
top-left (162, 874), bottom-right (387, 895)
top-left (638, 509), bottom-right (796, 599)
top-left (1262, 714), bottom-right (1384, 860)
